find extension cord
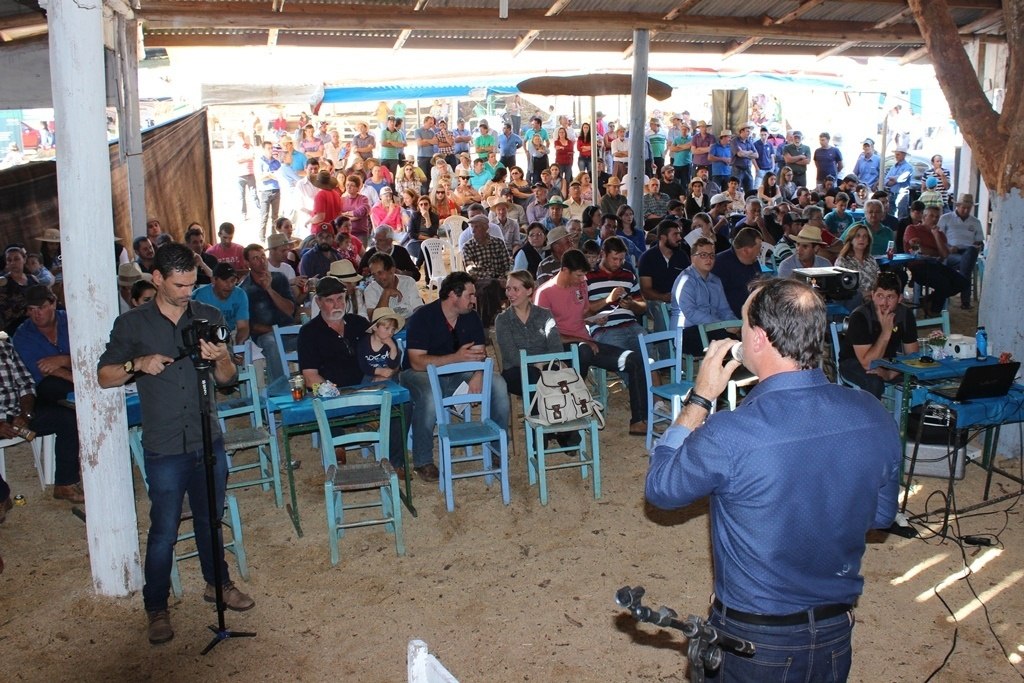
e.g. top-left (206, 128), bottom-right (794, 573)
top-left (962, 535), bottom-right (993, 546)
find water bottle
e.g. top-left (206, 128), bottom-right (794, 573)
top-left (976, 326), bottom-right (988, 360)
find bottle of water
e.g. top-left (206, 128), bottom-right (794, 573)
top-left (976, 326), bottom-right (988, 360)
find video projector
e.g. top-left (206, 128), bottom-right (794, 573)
top-left (792, 266), bottom-right (860, 301)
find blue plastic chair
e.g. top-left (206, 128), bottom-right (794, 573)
top-left (130, 432), bottom-right (248, 598)
top-left (427, 359), bottom-right (510, 512)
top-left (520, 346), bottom-right (601, 506)
top-left (638, 328), bottom-right (695, 450)
top-left (219, 364), bottom-right (283, 507)
top-left (313, 391), bottom-right (405, 566)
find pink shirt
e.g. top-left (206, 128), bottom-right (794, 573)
top-left (534, 277), bottom-right (591, 341)
top-left (206, 242), bottom-right (245, 270)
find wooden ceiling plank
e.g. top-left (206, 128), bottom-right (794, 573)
top-left (511, 0), bottom-right (575, 57)
top-left (138, 8), bottom-right (925, 43)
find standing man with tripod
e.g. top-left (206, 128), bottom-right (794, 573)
top-left (98, 243), bottom-right (255, 645)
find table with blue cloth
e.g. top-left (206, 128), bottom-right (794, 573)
top-left (264, 377), bottom-right (413, 536)
top-left (899, 382), bottom-right (1024, 537)
top-left (871, 355), bottom-right (1001, 460)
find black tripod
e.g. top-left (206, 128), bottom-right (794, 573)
top-left (616, 586), bottom-right (755, 683)
top-left (192, 355), bottom-right (256, 655)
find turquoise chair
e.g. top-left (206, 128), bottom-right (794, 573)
top-left (637, 328), bottom-right (695, 450)
top-left (271, 323), bottom-right (302, 379)
top-left (313, 391), bottom-right (405, 566)
top-left (520, 346), bottom-right (601, 506)
top-left (129, 430), bottom-right (248, 598)
top-left (219, 364), bottom-right (283, 507)
top-left (427, 359), bottom-right (511, 512)
top-left (916, 309), bottom-right (951, 336)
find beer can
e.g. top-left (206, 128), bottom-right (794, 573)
top-left (13, 494), bottom-right (26, 506)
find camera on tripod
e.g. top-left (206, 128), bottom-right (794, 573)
top-left (182, 318), bottom-right (229, 362)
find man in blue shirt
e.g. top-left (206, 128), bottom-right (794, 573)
top-left (812, 131), bottom-right (843, 187)
top-left (647, 277), bottom-right (899, 681)
top-left (497, 122), bottom-right (523, 170)
top-left (399, 272), bottom-right (510, 482)
top-left (240, 244), bottom-right (296, 381)
top-left (255, 140), bottom-right (281, 243)
top-left (670, 237), bottom-right (737, 353)
top-left (708, 130), bottom-right (733, 192)
top-left (191, 263), bottom-right (250, 344)
top-left (884, 146), bottom-right (914, 218)
top-left (752, 126), bottom-right (776, 188)
top-left (730, 122), bottom-right (758, 193)
top-left (853, 138), bottom-right (880, 190)
top-left (710, 227), bottom-right (764, 318)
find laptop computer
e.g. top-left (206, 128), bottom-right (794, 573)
top-left (930, 361), bottom-right (1020, 402)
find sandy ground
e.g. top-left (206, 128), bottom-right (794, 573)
top-left (4, 332), bottom-right (1024, 683)
top-left (4, 149), bottom-right (1018, 681)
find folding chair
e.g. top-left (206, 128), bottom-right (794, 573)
top-left (313, 391), bottom-right (405, 565)
top-left (638, 328), bottom-right (694, 450)
top-left (219, 364), bottom-right (283, 507)
top-left (427, 359), bottom-right (510, 512)
top-left (520, 346), bottom-right (601, 506)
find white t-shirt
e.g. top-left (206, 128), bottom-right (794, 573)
top-left (363, 273), bottom-right (424, 319)
top-left (269, 261), bottom-right (297, 281)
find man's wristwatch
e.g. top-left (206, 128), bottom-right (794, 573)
top-left (682, 388), bottom-right (714, 412)
top-left (123, 359), bottom-right (136, 375)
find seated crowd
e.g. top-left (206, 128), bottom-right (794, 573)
top-left (0, 107), bottom-right (985, 499)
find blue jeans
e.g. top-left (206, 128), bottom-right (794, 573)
top-left (592, 322), bottom-right (648, 397)
top-left (400, 368), bottom-right (510, 468)
top-left (142, 440), bottom-right (229, 613)
top-left (732, 168), bottom-right (754, 193)
top-left (944, 246), bottom-right (979, 306)
top-left (572, 338), bottom-right (648, 425)
top-left (707, 605), bottom-right (855, 682)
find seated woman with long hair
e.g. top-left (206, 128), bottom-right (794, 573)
top-left (834, 223), bottom-right (879, 309)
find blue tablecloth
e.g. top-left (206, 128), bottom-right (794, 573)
top-left (265, 379), bottom-right (409, 427)
top-left (872, 354), bottom-right (999, 382)
top-left (925, 385), bottom-right (1024, 428)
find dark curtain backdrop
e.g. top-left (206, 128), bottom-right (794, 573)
top-left (0, 108), bottom-right (214, 255)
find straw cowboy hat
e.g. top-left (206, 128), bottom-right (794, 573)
top-left (117, 262), bottom-right (152, 288)
top-left (36, 228), bottom-right (61, 243)
top-left (368, 306), bottom-right (405, 332)
top-left (328, 259), bottom-right (362, 283)
top-left (793, 225), bottom-right (826, 245)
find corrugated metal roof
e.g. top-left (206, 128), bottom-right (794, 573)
top-left (0, 0), bottom-right (1008, 61)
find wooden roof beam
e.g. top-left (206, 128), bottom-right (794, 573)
top-left (625, 0), bottom-right (705, 59)
top-left (393, 0), bottom-right (429, 51)
top-left (816, 6), bottom-right (914, 60)
top-left (138, 8), bottom-right (925, 43)
top-left (899, 9), bottom-right (1004, 64)
top-left (722, 0), bottom-right (826, 60)
top-left (511, 0), bottom-right (574, 57)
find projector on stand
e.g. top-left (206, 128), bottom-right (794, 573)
top-left (792, 266), bottom-right (860, 301)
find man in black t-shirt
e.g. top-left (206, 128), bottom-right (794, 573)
top-left (838, 271), bottom-right (919, 398)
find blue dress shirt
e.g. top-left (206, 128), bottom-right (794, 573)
top-left (646, 368), bottom-right (900, 615)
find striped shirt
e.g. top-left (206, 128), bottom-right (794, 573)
top-left (586, 266), bottom-right (641, 330)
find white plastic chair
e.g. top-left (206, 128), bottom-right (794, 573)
top-left (421, 238), bottom-right (451, 290)
top-left (0, 434), bottom-right (57, 489)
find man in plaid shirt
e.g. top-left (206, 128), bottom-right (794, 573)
top-left (462, 214), bottom-right (511, 326)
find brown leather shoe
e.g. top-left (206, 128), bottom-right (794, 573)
top-left (628, 421), bottom-right (648, 436)
top-left (204, 581), bottom-right (255, 612)
top-left (392, 464), bottom-right (406, 481)
top-left (147, 610), bottom-right (174, 644)
top-left (334, 446), bottom-right (347, 465)
top-left (415, 463), bottom-right (440, 482)
top-left (53, 482), bottom-right (85, 504)
top-left (0, 495), bottom-right (12, 524)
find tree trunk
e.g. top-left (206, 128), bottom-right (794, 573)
top-left (908, 0), bottom-right (1023, 456)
